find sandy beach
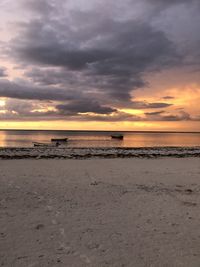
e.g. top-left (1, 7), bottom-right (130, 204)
top-left (0, 157), bottom-right (200, 267)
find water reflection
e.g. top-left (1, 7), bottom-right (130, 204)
top-left (0, 130), bottom-right (199, 148)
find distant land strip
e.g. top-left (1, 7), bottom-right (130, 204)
top-left (0, 147), bottom-right (200, 159)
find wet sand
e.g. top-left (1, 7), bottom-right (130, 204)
top-left (0, 158), bottom-right (200, 267)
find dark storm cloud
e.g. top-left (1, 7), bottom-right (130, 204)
top-left (0, 79), bottom-right (81, 101)
top-left (0, 78), bottom-right (172, 117)
top-left (0, 67), bottom-right (7, 77)
top-left (25, 68), bottom-right (78, 86)
top-left (10, 3), bottom-right (180, 101)
top-left (26, 67), bottom-right (146, 101)
top-left (1, 0), bottom-right (199, 122)
top-left (57, 100), bottom-right (116, 115)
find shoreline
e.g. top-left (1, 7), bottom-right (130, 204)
top-left (0, 146), bottom-right (200, 159)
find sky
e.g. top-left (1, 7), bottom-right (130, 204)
top-left (0, 0), bottom-right (200, 131)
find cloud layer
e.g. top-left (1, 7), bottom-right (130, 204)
top-left (0, 0), bottom-right (199, 123)
top-left (0, 67), bottom-right (7, 77)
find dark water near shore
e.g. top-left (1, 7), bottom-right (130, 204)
top-left (0, 130), bottom-right (199, 148)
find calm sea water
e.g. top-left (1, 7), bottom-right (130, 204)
top-left (0, 130), bottom-right (199, 148)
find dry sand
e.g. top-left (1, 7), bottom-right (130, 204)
top-left (0, 158), bottom-right (200, 267)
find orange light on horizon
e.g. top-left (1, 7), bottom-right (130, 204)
top-left (0, 120), bottom-right (199, 132)
top-left (0, 100), bottom-right (6, 107)
top-left (119, 109), bottom-right (144, 116)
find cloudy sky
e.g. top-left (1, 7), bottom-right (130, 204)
top-left (0, 0), bottom-right (200, 130)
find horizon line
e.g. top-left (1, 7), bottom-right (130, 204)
top-left (0, 129), bottom-right (200, 134)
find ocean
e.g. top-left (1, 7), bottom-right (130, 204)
top-left (0, 130), bottom-right (199, 148)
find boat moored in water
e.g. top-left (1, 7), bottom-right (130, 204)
top-left (51, 138), bottom-right (68, 142)
top-left (111, 134), bottom-right (124, 140)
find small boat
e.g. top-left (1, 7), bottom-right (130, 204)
top-left (33, 142), bottom-right (60, 147)
top-left (111, 134), bottom-right (124, 140)
top-left (51, 138), bottom-right (68, 142)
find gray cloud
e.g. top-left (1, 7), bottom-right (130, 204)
top-left (5, 99), bottom-right (35, 114)
top-left (25, 68), bottom-right (77, 86)
top-left (57, 99), bottom-right (116, 115)
top-left (145, 111), bottom-right (165, 116)
top-left (143, 102), bottom-right (172, 109)
top-left (147, 0), bottom-right (200, 10)
top-left (0, 0), bottom-right (199, 123)
top-left (10, 1), bottom-right (180, 102)
top-left (0, 79), bottom-right (80, 101)
top-left (23, 0), bottom-right (54, 16)
top-left (128, 101), bottom-right (172, 109)
top-left (0, 78), bottom-right (173, 110)
top-left (0, 67), bottom-right (7, 77)
top-left (82, 111), bottom-right (196, 122)
top-left (145, 110), bottom-right (192, 121)
top-left (0, 98), bottom-right (196, 122)
top-left (161, 111), bottom-right (191, 121)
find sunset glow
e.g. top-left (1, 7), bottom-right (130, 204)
top-left (0, 0), bottom-right (199, 131)
top-left (0, 100), bottom-right (5, 107)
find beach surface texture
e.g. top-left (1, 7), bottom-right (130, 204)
top-left (0, 146), bottom-right (200, 159)
top-left (0, 156), bottom-right (200, 266)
